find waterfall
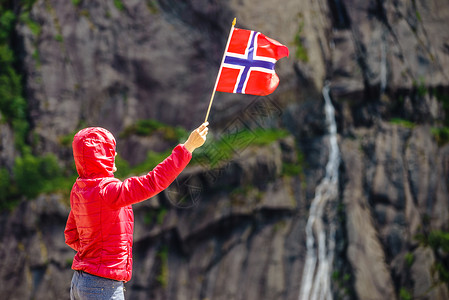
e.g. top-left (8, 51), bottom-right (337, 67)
top-left (299, 83), bottom-right (340, 300)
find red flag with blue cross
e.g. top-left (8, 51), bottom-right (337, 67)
top-left (216, 27), bottom-right (289, 96)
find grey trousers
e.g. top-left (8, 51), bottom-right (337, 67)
top-left (70, 271), bottom-right (125, 300)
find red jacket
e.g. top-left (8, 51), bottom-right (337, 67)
top-left (64, 127), bottom-right (191, 282)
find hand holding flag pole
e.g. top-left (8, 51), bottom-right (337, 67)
top-left (204, 18), bottom-right (237, 123)
top-left (204, 18), bottom-right (289, 123)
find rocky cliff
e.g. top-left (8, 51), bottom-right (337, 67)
top-left (0, 0), bottom-right (449, 299)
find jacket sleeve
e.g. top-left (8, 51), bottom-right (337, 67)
top-left (64, 210), bottom-right (80, 251)
top-left (102, 144), bottom-right (192, 209)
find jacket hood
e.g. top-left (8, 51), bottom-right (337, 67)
top-left (72, 127), bottom-right (116, 179)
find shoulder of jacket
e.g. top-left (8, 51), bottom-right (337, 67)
top-left (99, 177), bottom-right (121, 188)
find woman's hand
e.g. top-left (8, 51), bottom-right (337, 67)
top-left (184, 122), bottom-right (209, 153)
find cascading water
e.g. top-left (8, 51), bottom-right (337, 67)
top-left (299, 83), bottom-right (340, 300)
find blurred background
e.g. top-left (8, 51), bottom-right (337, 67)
top-left (0, 0), bottom-right (448, 299)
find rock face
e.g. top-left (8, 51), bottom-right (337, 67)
top-left (0, 0), bottom-right (449, 299)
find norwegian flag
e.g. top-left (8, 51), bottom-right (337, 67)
top-left (216, 28), bottom-right (289, 96)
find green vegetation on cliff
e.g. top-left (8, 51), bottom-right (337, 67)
top-left (431, 127), bottom-right (449, 146)
top-left (193, 128), bottom-right (290, 167)
top-left (119, 119), bottom-right (188, 142)
top-left (415, 229), bottom-right (449, 288)
top-left (0, 5), bottom-right (29, 151)
top-left (0, 2), bottom-right (47, 209)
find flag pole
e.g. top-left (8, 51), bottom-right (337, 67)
top-left (204, 17), bottom-right (236, 123)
